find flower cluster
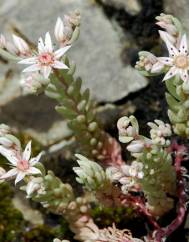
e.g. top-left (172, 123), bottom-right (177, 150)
top-left (0, 125), bottom-right (42, 184)
top-left (106, 161), bottom-right (143, 194)
top-left (0, 11), bottom-right (80, 94)
top-left (136, 13), bottom-right (189, 83)
top-left (117, 116), bottom-right (176, 216)
top-left (148, 119), bottom-right (172, 145)
top-left (0, 9), bottom-right (188, 242)
top-left (136, 14), bottom-right (189, 137)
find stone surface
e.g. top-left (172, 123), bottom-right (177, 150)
top-left (0, 0), bottom-right (147, 145)
top-left (101, 0), bottom-right (142, 15)
top-left (13, 193), bottom-right (43, 225)
top-left (164, 0), bottom-right (189, 34)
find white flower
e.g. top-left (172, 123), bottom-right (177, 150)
top-left (12, 34), bottom-right (31, 56)
top-left (129, 161), bottom-right (144, 179)
top-left (127, 140), bottom-right (144, 153)
top-left (136, 52), bottom-right (164, 73)
top-left (25, 176), bottom-right (44, 197)
top-left (156, 14), bottom-right (177, 37)
top-left (158, 31), bottom-right (189, 82)
top-left (0, 141), bottom-right (42, 184)
top-left (19, 32), bottom-right (71, 79)
top-left (20, 73), bottom-right (49, 94)
top-left (117, 116), bottom-right (139, 143)
top-left (54, 17), bottom-right (65, 42)
top-left (0, 124), bottom-right (10, 136)
top-left (148, 120), bottom-right (172, 145)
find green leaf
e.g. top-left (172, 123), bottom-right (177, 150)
top-left (130, 115), bottom-right (139, 133)
top-left (165, 93), bottom-right (179, 111)
top-left (72, 77), bottom-right (82, 101)
top-left (69, 26), bottom-right (80, 44)
top-left (56, 106), bottom-right (78, 119)
top-left (61, 98), bottom-right (74, 109)
top-left (165, 79), bottom-right (180, 100)
top-left (82, 88), bottom-right (90, 103)
top-left (119, 136), bottom-right (133, 143)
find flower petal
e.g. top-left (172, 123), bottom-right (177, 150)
top-left (54, 17), bottom-right (64, 42)
top-left (159, 30), bottom-right (178, 57)
top-left (29, 152), bottom-right (42, 166)
top-left (180, 69), bottom-right (189, 82)
top-left (12, 34), bottom-right (29, 53)
top-left (18, 57), bottom-right (37, 65)
top-left (52, 60), bottom-right (69, 69)
top-left (22, 141), bottom-right (32, 161)
top-left (0, 146), bottom-right (18, 165)
top-left (22, 64), bottom-right (40, 73)
top-left (15, 171), bottom-right (26, 184)
top-left (0, 168), bottom-right (17, 179)
top-left (38, 37), bottom-right (45, 54)
top-left (28, 167), bottom-right (41, 175)
top-left (0, 137), bottom-right (13, 147)
top-left (179, 34), bottom-right (188, 55)
top-left (157, 57), bottom-right (173, 66)
top-left (151, 61), bottom-right (164, 73)
top-left (54, 45), bottom-right (71, 59)
top-left (41, 66), bottom-right (52, 79)
top-left (45, 32), bottom-right (53, 52)
top-left (163, 66), bottom-right (178, 81)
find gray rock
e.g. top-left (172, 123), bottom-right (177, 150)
top-left (101, 0), bottom-right (142, 15)
top-left (164, 0), bottom-right (189, 34)
top-left (0, 0), bottom-right (147, 145)
top-left (13, 193), bottom-right (43, 225)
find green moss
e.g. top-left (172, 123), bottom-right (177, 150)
top-left (91, 205), bottom-right (136, 228)
top-left (0, 183), bottom-right (25, 242)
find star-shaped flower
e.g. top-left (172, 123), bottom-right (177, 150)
top-left (0, 141), bottom-right (42, 184)
top-left (19, 32), bottom-right (71, 79)
top-left (158, 31), bottom-right (189, 82)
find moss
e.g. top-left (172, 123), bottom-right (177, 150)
top-left (0, 183), bottom-right (25, 242)
top-left (23, 225), bottom-right (58, 242)
top-left (91, 205), bottom-right (135, 227)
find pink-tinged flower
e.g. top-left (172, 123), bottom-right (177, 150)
top-left (54, 17), bottom-right (73, 46)
top-left (25, 176), bottom-right (44, 197)
top-left (19, 32), bottom-right (71, 79)
top-left (20, 73), bottom-right (49, 94)
top-left (156, 14), bottom-right (178, 37)
top-left (12, 34), bottom-right (31, 56)
top-left (54, 17), bottom-right (65, 42)
top-left (158, 31), bottom-right (189, 82)
top-left (0, 34), bottom-right (6, 48)
top-left (0, 141), bottom-right (42, 184)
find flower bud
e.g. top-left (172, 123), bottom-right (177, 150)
top-left (127, 140), bottom-right (144, 153)
top-left (12, 34), bottom-right (31, 56)
top-left (54, 17), bottom-right (65, 42)
top-left (0, 124), bottom-right (10, 136)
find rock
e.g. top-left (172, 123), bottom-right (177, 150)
top-left (164, 0), bottom-right (189, 34)
top-left (13, 193), bottom-right (43, 225)
top-left (100, 0), bottom-right (142, 15)
top-left (0, 0), bottom-right (147, 145)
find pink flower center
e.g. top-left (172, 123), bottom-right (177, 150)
top-left (17, 160), bottom-right (30, 171)
top-left (174, 55), bottom-right (189, 69)
top-left (38, 53), bottom-right (54, 66)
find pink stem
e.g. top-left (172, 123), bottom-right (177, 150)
top-left (154, 143), bottom-right (187, 242)
top-left (121, 194), bottom-right (160, 230)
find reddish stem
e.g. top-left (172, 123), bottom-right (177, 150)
top-left (154, 143), bottom-right (187, 242)
top-left (121, 194), bottom-right (160, 230)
